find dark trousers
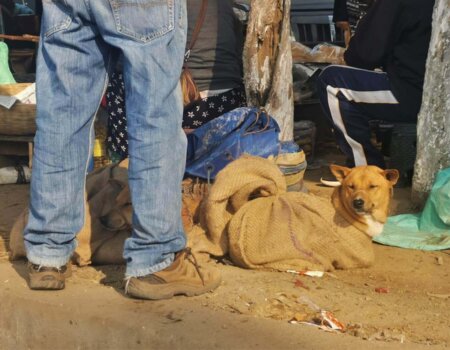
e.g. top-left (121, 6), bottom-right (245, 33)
top-left (317, 65), bottom-right (409, 168)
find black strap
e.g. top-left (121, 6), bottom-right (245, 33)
top-left (15, 165), bottom-right (27, 184)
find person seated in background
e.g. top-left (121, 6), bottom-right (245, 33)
top-left (333, 0), bottom-right (375, 47)
top-left (333, 0), bottom-right (374, 34)
top-left (317, 0), bottom-right (435, 169)
top-left (106, 0), bottom-right (246, 161)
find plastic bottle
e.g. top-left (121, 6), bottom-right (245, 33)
top-left (0, 166), bottom-right (31, 185)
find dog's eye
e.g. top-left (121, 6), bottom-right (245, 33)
top-left (369, 184), bottom-right (378, 189)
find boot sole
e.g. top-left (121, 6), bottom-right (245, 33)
top-left (28, 264), bottom-right (71, 291)
top-left (126, 279), bottom-right (222, 300)
top-left (29, 274), bottom-right (65, 290)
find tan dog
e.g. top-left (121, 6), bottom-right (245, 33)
top-left (9, 158), bottom-right (398, 271)
top-left (330, 165), bottom-right (400, 237)
top-left (193, 156), bottom-right (401, 271)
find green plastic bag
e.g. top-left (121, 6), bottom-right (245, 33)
top-left (0, 42), bottom-right (16, 84)
top-left (374, 167), bottom-right (450, 250)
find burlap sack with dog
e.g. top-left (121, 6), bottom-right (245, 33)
top-left (9, 160), bottom-right (132, 266)
top-left (200, 156), bottom-right (373, 271)
top-left (9, 159), bottom-right (200, 266)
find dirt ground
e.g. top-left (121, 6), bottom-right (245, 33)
top-left (0, 154), bottom-right (449, 349)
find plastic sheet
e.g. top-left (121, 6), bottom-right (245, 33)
top-left (0, 42), bottom-right (16, 84)
top-left (292, 42), bottom-right (346, 65)
top-left (374, 167), bottom-right (450, 250)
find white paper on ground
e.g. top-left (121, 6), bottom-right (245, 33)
top-left (14, 83), bottom-right (36, 104)
top-left (0, 95), bottom-right (17, 109)
top-left (0, 83), bottom-right (36, 110)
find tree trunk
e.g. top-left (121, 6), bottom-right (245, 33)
top-left (243, 0), bottom-right (294, 141)
top-left (412, 0), bottom-right (450, 205)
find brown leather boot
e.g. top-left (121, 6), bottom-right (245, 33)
top-left (125, 248), bottom-right (221, 300)
top-left (27, 262), bottom-right (72, 290)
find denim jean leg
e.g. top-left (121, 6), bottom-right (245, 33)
top-left (90, 0), bottom-right (188, 277)
top-left (24, 1), bottom-right (111, 267)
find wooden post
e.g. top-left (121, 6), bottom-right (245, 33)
top-left (412, 0), bottom-right (450, 205)
top-left (243, 0), bottom-right (294, 141)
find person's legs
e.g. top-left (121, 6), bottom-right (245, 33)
top-left (182, 86), bottom-right (247, 130)
top-left (26, 0), bottom-right (220, 296)
top-left (317, 65), bottom-right (402, 168)
top-left (120, 15), bottom-right (188, 278)
top-left (91, 0), bottom-right (187, 278)
top-left (91, 1), bottom-right (220, 292)
top-left (24, 1), bottom-right (111, 277)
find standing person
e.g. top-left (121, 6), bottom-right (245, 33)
top-left (317, 0), bottom-right (435, 169)
top-left (182, 0), bottom-right (245, 131)
top-left (106, 0), bottom-right (246, 160)
top-left (24, 0), bottom-right (221, 299)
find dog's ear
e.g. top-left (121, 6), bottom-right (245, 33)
top-left (383, 169), bottom-right (399, 185)
top-left (330, 164), bottom-right (352, 182)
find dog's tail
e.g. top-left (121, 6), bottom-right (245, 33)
top-left (320, 178), bottom-right (341, 187)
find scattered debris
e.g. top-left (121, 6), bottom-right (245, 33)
top-left (291, 312), bottom-right (310, 322)
top-left (230, 293), bottom-right (320, 321)
top-left (368, 329), bottom-right (406, 343)
top-left (289, 295), bottom-right (346, 333)
top-left (427, 292), bottom-right (450, 300)
top-left (291, 310), bottom-right (346, 333)
top-left (286, 270), bottom-right (324, 277)
top-left (325, 272), bottom-right (339, 279)
top-left (164, 311), bottom-right (183, 324)
top-left (347, 323), bottom-right (369, 339)
top-left (348, 324), bottom-right (407, 343)
top-left (375, 287), bottom-right (389, 294)
top-left (297, 295), bottom-right (321, 312)
top-left (319, 310), bottom-right (346, 332)
top-left (293, 279), bottom-right (309, 290)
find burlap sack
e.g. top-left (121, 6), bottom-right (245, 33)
top-left (9, 159), bottom-right (200, 266)
top-left (9, 160), bottom-right (132, 266)
top-left (200, 156), bottom-right (374, 271)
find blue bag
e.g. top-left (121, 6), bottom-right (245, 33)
top-left (185, 107), bottom-right (281, 180)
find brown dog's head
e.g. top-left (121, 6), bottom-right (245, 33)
top-left (330, 165), bottom-right (399, 224)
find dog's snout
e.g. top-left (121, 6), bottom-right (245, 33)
top-left (353, 198), bottom-right (365, 209)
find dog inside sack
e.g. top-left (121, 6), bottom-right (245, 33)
top-left (200, 156), bottom-right (380, 271)
top-left (9, 161), bottom-right (131, 266)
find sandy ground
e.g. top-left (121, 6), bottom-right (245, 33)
top-left (0, 157), bottom-right (449, 349)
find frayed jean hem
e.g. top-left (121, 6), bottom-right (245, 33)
top-left (125, 253), bottom-right (175, 278)
top-left (26, 252), bottom-right (71, 268)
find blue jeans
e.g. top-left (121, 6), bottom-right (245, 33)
top-left (24, 0), bottom-right (188, 277)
